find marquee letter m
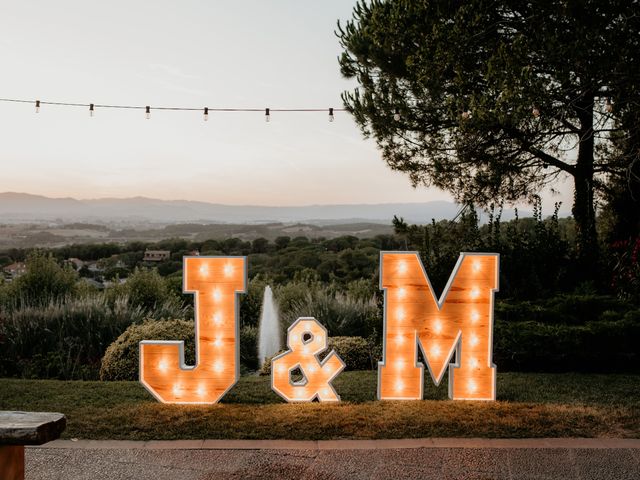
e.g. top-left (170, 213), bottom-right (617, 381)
top-left (378, 252), bottom-right (499, 401)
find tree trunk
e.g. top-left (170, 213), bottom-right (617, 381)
top-left (572, 99), bottom-right (599, 282)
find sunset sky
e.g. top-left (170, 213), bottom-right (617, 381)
top-left (0, 1), bottom-right (572, 213)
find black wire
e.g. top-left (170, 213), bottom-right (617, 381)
top-left (0, 97), bottom-right (346, 112)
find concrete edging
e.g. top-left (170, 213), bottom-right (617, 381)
top-left (30, 438), bottom-right (640, 451)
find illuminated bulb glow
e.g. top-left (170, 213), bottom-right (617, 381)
top-left (430, 345), bottom-right (441, 358)
top-left (140, 257), bottom-right (246, 404)
top-left (468, 380), bottom-right (477, 394)
top-left (158, 360), bottom-right (168, 373)
top-left (433, 320), bottom-right (442, 334)
top-left (378, 252), bottom-right (498, 401)
top-left (271, 317), bottom-right (345, 403)
top-left (212, 289), bottom-right (222, 302)
top-left (395, 359), bottom-right (405, 370)
top-left (224, 264), bottom-right (234, 277)
top-left (395, 379), bottom-right (404, 392)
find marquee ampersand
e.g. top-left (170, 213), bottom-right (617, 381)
top-left (139, 256), bottom-right (246, 404)
top-left (378, 252), bottom-right (499, 401)
top-left (271, 317), bottom-right (346, 402)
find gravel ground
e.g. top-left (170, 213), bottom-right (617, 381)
top-left (26, 444), bottom-right (640, 480)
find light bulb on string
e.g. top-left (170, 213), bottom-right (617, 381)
top-left (35, 100), bottom-right (40, 113)
top-left (89, 104), bottom-right (94, 117)
top-left (605, 98), bottom-right (613, 113)
top-left (204, 107), bottom-right (209, 121)
top-left (328, 107), bottom-right (334, 122)
top-left (532, 106), bottom-right (540, 118)
top-left (265, 108), bottom-right (270, 122)
top-left (145, 106), bottom-right (151, 120)
top-left (393, 108), bottom-right (401, 121)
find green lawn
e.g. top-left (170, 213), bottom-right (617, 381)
top-left (1, 372), bottom-right (638, 440)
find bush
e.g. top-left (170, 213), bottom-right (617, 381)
top-left (4, 251), bottom-right (77, 307)
top-left (278, 285), bottom-right (380, 338)
top-left (0, 296), bottom-right (143, 380)
top-left (100, 319), bottom-right (197, 381)
top-left (0, 292), bottom-right (188, 380)
top-left (328, 336), bottom-right (380, 370)
top-left (259, 335), bottom-right (381, 375)
top-left (494, 317), bottom-right (640, 372)
top-left (100, 320), bottom-right (261, 380)
top-left (240, 325), bottom-right (259, 372)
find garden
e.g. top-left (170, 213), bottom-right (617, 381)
top-left (0, 201), bottom-right (638, 439)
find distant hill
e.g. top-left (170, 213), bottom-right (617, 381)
top-left (0, 192), bottom-right (502, 224)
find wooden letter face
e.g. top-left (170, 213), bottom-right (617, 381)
top-left (271, 317), bottom-right (346, 402)
top-left (140, 256), bottom-right (246, 404)
top-left (378, 252), bottom-right (499, 401)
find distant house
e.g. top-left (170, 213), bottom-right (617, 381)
top-left (65, 258), bottom-right (84, 270)
top-left (143, 250), bottom-right (171, 262)
top-left (84, 261), bottom-right (102, 273)
top-left (3, 262), bottom-right (26, 279)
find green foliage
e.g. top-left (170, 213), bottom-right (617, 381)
top-left (338, 0), bottom-right (640, 268)
top-left (328, 336), bottom-right (380, 371)
top-left (124, 268), bottom-right (175, 309)
top-left (100, 320), bottom-right (261, 380)
top-left (493, 294), bottom-right (640, 372)
top-left (6, 251), bottom-right (77, 307)
top-left (100, 319), bottom-right (196, 381)
top-left (239, 325), bottom-right (259, 372)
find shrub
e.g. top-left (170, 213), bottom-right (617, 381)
top-left (259, 335), bottom-right (381, 375)
top-left (0, 294), bottom-right (188, 380)
top-left (328, 336), bottom-right (380, 370)
top-left (5, 251), bottom-right (77, 307)
top-left (100, 319), bottom-right (196, 381)
top-left (240, 325), bottom-right (259, 372)
top-left (278, 286), bottom-right (380, 338)
top-left (100, 320), bottom-right (261, 380)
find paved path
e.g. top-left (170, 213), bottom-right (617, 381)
top-left (26, 439), bottom-right (640, 480)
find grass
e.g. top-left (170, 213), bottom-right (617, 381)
top-left (1, 372), bottom-right (638, 440)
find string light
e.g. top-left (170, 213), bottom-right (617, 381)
top-left (393, 108), bottom-right (401, 121)
top-left (605, 98), bottom-right (613, 113)
top-left (532, 106), bottom-right (540, 118)
top-left (1, 97), bottom-right (347, 122)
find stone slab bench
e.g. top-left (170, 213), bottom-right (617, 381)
top-left (0, 411), bottom-right (66, 480)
